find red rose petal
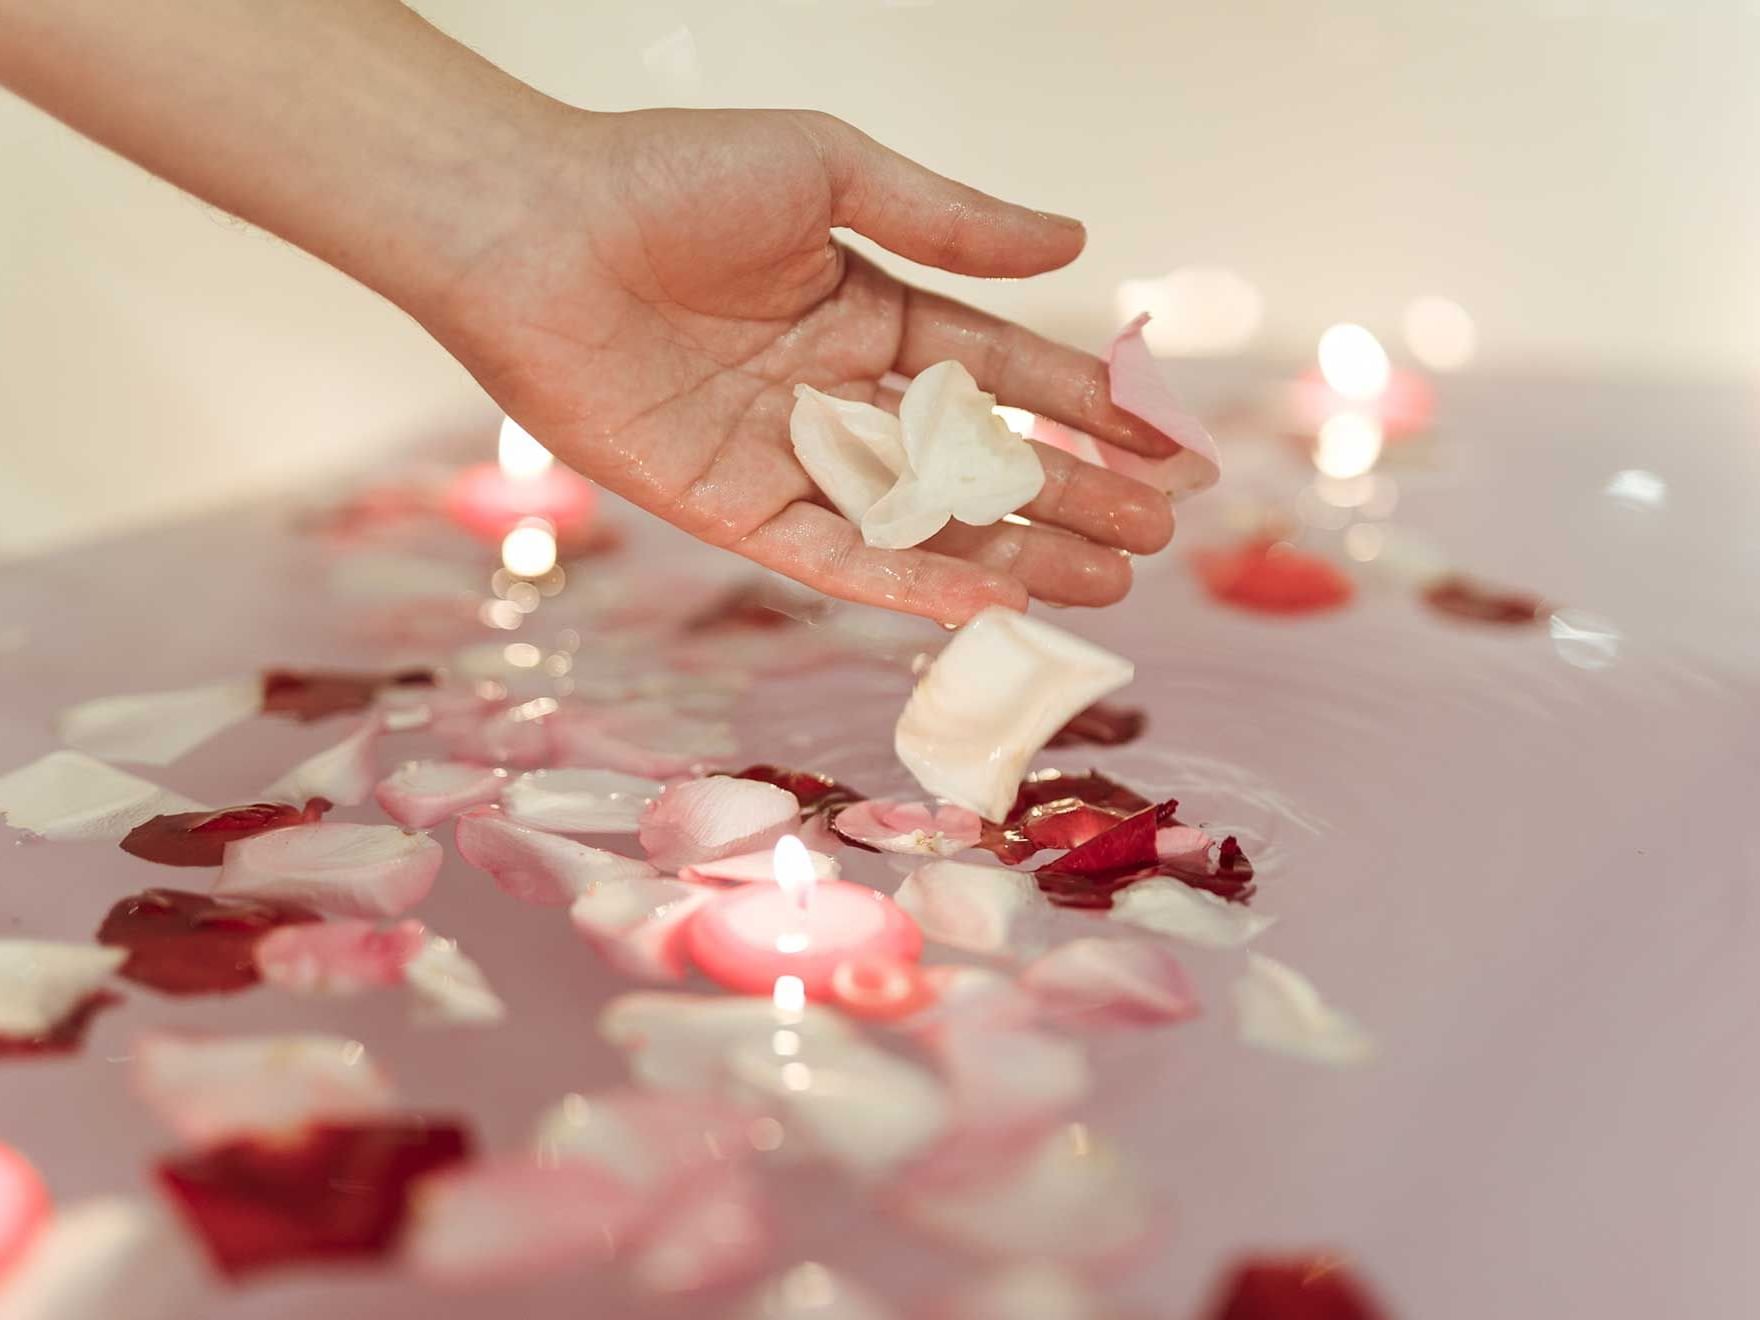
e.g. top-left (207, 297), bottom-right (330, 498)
top-left (724, 765), bottom-right (865, 824)
top-left (0, 991), bottom-right (122, 1059)
top-left (974, 770), bottom-right (1152, 865)
top-left (96, 889), bottom-right (322, 995)
top-left (1423, 574), bottom-right (1547, 625)
top-left (1046, 702), bottom-right (1147, 749)
top-left (260, 668), bottom-right (436, 723)
top-left (157, 1118), bottom-right (470, 1279)
top-left (1193, 539), bottom-right (1355, 615)
top-left (1035, 803), bottom-right (1256, 910)
top-left (119, 799), bottom-right (331, 868)
top-left (1202, 1255), bottom-right (1391, 1320)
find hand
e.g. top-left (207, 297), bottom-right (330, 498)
top-left (432, 108), bottom-right (1178, 625)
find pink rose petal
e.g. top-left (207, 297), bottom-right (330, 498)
top-left (630, 1162), bottom-right (770, 1296)
top-left (1233, 953), bottom-right (1374, 1067)
top-left (431, 701), bottom-right (553, 768)
top-left (531, 1089), bottom-right (753, 1195)
top-left (254, 920), bottom-right (427, 995)
top-left (57, 678), bottom-right (262, 767)
top-left (132, 1031), bottom-right (396, 1143)
top-left (0, 1197), bottom-right (210, 1320)
top-left (678, 848), bottom-right (840, 886)
top-left (214, 823), bottom-right (442, 918)
top-left (902, 966), bottom-right (1040, 1042)
top-left (455, 808), bottom-right (658, 905)
top-left (833, 800), bottom-right (982, 856)
top-left (373, 761), bottom-right (507, 830)
top-left (402, 1156), bottom-right (643, 1285)
top-left (637, 778), bottom-right (801, 872)
top-left (932, 1025), bottom-right (1091, 1135)
top-left (0, 752), bottom-right (204, 844)
top-left (893, 860), bottom-right (1052, 958)
top-left (0, 1143), bottom-right (48, 1281)
top-left (260, 720), bottom-right (380, 807)
top-left (404, 935), bottom-right (505, 1026)
top-left (549, 704), bottom-right (737, 779)
top-left (569, 878), bottom-right (715, 982)
top-left (1109, 878), bottom-right (1276, 949)
top-left (1020, 936), bottom-right (1200, 1028)
top-left (1103, 313), bottom-right (1221, 499)
top-left (501, 768), bottom-right (660, 834)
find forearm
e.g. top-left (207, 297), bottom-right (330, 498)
top-left (0, 0), bottom-right (572, 320)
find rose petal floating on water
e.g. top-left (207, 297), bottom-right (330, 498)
top-left (570, 877), bottom-right (715, 983)
top-left (789, 385), bottom-right (908, 524)
top-left (739, 1263), bottom-right (899, 1320)
top-left (0, 941), bottom-right (125, 1040)
top-left (405, 935), bottom-right (505, 1026)
top-left (720, 765), bottom-right (865, 829)
top-left (57, 677), bottom-right (262, 766)
top-left (120, 798), bottom-right (331, 868)
top-left (1233, 954), bottom-right (1374, 1067)
top-left (598, 992), bottom-right (853, 1094)
top-left (402, 1156), bottom-right (642, 1285)
top-left (1105, 313), bottom-right (1222, 499)
top-left (1192, 539), bottom-right (1354, 614)
top-left (259, 720), bottom-right (380, 807)
top-left (832, 800), bottom-right (982, 857)
top-left (679, 848), bottom-right (840, 886)
top-left (259, 667), bottom-right (436, 723)
top-left (897, 1123), bottom-right (1151, 1264)
top-left (502, 767), bottom-right (661, 834)
top-left (214, 823), bottom-right (442, 918)
top-left (254, 919), bottom-right (427, 995)
top-left (1201, 1254), bottom-right (1392, 1320)
top-left (455, 808), bottom-right (658, 905)
top-left (638, 777), bottom-right (801, 872)
top-left (374, 761), bottom-right (506, 830)
top-left (532, 1089), bottom-right (751, 1194)
top-left (1020, 936), bottom-right (1200, 1028)
top-left (1423, 574), bottom-right (1548, 626)
top-left (432, 703), bottom-right (552, 768)
top-left (156, 1118), bottom-right (470, 1279)
top-left (976, 769), bottom-right (1153, 865)
top-left (96, 888), bottom-right (320, 995)
top-left (0, 752), bottom-right (203, 844)
top-left (1046, 701), bottom-right (1146, 750)
top-left (894, 861), bottom-right (1053, 958)
top-left (932, 1024), bottom-right (1091, 1136)
top-left (1110, 879), bottom-right (1276, 949)
top-left (896, 609), bottom-right (1134, 822)
top-left (631, 1161), bottom-right (770, 1296)
top-left (1036, 803), bottom-right (1255, 909)
top-left (132, 1032), bottom-right (396, 1144)
top-left (725, 1035), bottom-right (951, 1179)
top-left (0, 1197), bottom-right (209, 1320)
top-left (550, 703), bottom-right (738, 779)
top-left (905, 966), bottom-right (1040, 1041)
top-left (938, 1262), bottom-right (1113, 1320)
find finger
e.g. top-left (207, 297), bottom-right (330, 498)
top-left (897, 286), bottom-right (1182, 458)
top-left (870, 387), bottom-right (1174, 555)
top-left (797, 112), bottom-right (1086, 279)
top-left (1020, 441), bottom-right (1175, 554)
top-left (926, 521), bottom-right (1134, 608)
top-left (735, 501), bottom-right (1028, 626)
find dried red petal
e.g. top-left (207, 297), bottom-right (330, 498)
top-left (1193, 539), bottom-right (1354, 614)
top-left (157, 1118), bottom-right (470, 1279)
top-left (1036, 802), bottom-right (1256, 909)
top-left (261, 668), bottom-right (436, 723)
top-left (0, 991), bottom-right (122, 1059)
top-left (974, 770), bottom-right (1154, 865)
top-left (1046, 702), bottom-right (1147, 749)
top-left (1203, 1255), bottom-right (1391, 1320)
top-left (725, 765), bottom-right (867, 838)
top-left (120, 799), bottom-right (331, 867)
top-left (1423, 574), bottom-right (1547, 625)
top-left (96, 889), bottom-right (322, 995)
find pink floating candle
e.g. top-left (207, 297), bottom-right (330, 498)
top-left (0, 1142), bottom-right (49, 1280)
top-left (444, 416), bottom-right (599, 545)
top-left (685, 836), bottom-right (921, 1000)
top-left (1288, 323), bottom-right (1435, 441)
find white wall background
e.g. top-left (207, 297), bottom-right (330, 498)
top-left (3, 0), bottom-right (1757, 559)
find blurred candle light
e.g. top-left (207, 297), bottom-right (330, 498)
top-left (500, 519), bottom-right (558, 579)
top-left (1292, 324), bottom-right (1433, 440)
top-left (1403, 297), bottom-right (1477, 371)
top-left (1317, 324), bottom-right (1392, 400)
top-left (1313, 412), bottom-right (1385, 479)
top-left (445, 415), bottom-right (598, 545)
top-left (496, 415), bottom-right (554, 479)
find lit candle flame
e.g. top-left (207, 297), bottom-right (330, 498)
top-left (1317, 323), bottom-right (1391, 401)
top-left (772, 834), bottom-right (814, 954)
top-left (498, 415), bottom-right (554, 481)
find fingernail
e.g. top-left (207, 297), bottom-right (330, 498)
top-left (1035, 210), bottom-right (1085, 230)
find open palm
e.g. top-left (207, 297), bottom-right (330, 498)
top-left (443, 109), bottom-right (1178, 624)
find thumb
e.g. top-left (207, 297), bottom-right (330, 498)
top-left (798, 112), bottom-right (1087, 279)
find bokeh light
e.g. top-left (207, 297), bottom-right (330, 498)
top-left (1313, 412), bottom-right (1385, 479)
top-left (1402, 297), bottom-right (1477, 371)
top-left (500, 519), bottom-right (558, 578)
top-left (1317, 324), bottom-right (1392, 399)
top-left (497, 415), bottom-right (553, 480)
